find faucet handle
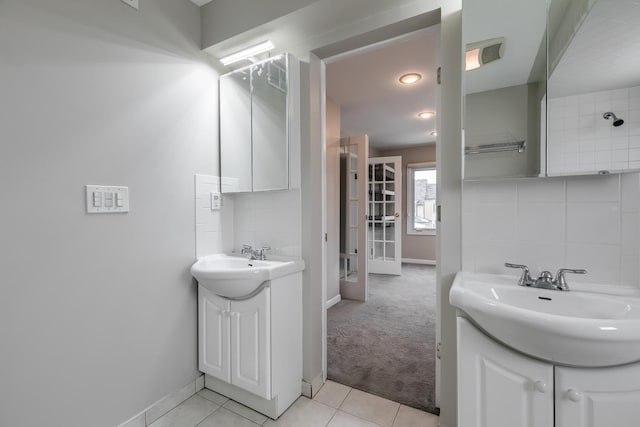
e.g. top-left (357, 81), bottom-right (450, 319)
top-left (555, 268), bottom-right (587, 291)
top-left (241, 244), bottom-right (252, 254)
top-left (258, 246), bottom-right (271, 260)
top-left (505, 263), bottom-right (533, 287)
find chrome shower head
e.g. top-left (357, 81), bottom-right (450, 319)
top-left (603, 112), bottom-right (624, 127)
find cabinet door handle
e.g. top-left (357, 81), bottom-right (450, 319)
top-left (567, 389), bottom-right (581, 402)
top-left (534, 380), bottom-right (547, 393)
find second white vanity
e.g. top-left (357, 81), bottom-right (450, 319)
top-left (451, 272), bottom-right (640, 427)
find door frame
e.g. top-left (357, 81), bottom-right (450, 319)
top-left (316, 26), bottom-right (446, 396)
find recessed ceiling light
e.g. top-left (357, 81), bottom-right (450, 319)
top-left (417, 111), bottom-right (435, 119)
top-left (430, 131), bottom-right (437, 136)
top-left (399, 73), bottom-right (422, 85)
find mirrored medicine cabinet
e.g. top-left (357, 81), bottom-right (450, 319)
top-left (462, 0), bottom-right (547, 180)
top-left (219, 53), bottom-right (299, 193)
top-left (547, 0), bottom-right (640, 176)
top-left (463, 0), bottom-right (640, 180)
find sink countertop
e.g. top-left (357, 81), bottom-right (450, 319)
top-left (450, 271), bottom-right (640, 367)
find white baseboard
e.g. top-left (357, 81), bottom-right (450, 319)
top-left (301, 372), bottom-right (325, 398)
top-left (402, 258), bottom-right (436, 265)
top-left (326, 294), bottom-right (341, 309)
top-left (118, 374), bottom-right (204, 427)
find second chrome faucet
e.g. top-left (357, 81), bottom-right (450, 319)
top-left (505, 263), bottom-right (587, 291)
top-left (241, 244), bottom-right (271, 261)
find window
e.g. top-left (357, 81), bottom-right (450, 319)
top-left (407, 163), bottom-right (436, 235)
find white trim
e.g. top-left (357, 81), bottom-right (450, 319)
top-left (326, 294), bottom-right (342, 309)
top-left (402, 258), bottom-right (436, 265)
top-left (118, 375), bottom-right (204, 427)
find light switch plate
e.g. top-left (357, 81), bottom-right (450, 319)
top-left (210, 192), bottom-right (221, 210)
top-left (86, 185), bottom-right (130, 214)
top-left (120, 0), bottom-right (139, 10)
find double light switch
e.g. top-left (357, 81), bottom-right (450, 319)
top-left (86, 185), bottom-right (129, 213)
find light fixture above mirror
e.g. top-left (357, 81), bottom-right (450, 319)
top-left (418, 111), bottom-right (435, 119)
top-left (219, 40), bottom-right (275, 66)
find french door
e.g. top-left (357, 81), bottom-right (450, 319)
top-left (339, 135), bottom-right (369, 301)
top-left (368, 156), bottom-right (402, 275)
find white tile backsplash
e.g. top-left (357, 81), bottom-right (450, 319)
top-left (462, 172), bottom-right (640, 288)
top-left (195, 175), bottom-right (302, 259)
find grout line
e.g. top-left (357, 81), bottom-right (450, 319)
top-left (390, 403), bottom-right (401, 427)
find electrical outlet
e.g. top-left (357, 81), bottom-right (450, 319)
top-left (120, 0), bottom-right (139, 10)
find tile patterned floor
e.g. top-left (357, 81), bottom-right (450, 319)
top-left (148, 380), bottom-right (438, 427)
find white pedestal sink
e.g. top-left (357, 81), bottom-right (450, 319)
top-left (450, 272), bottom-right (640, 367)
top-left (191, 253), bottom-right (305, 299)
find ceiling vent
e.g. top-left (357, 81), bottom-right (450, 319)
top-left (466, 37), bottom-right (505, 71)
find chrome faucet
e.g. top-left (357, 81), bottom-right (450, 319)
top-left (240, 244), bottom-right (271, 260)
top-left (505, 263), bottom-right (586, 291)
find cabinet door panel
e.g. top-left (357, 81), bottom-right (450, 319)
top-left (556, 365), bottom-right (640, 427)
top-left (230, 288), bottom-right (271, 399)
top-left (199, 286), bottom-right (231, 383)
top-left (458, 317), bottom-right (553, 427)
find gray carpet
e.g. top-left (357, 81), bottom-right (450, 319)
top-left (327, 264), bottom-right (438, 415)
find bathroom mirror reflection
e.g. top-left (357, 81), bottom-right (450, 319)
top-left (219, 54), bottom-right (290, 192)
top-left (462, 0), bottom-right (547, 180)
top-left (547, 0), bottom-right (640, 176)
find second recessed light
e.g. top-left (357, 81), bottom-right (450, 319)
top-left (399, 73), bottom-right (422, 84)
top-left (417, 111), bottom-right (435, 119)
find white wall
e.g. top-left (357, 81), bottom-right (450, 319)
top-left (463, 173), bottom-right (640, 288)
top-left (0, 1), bottom-right (218, 426)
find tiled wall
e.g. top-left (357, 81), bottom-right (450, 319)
top-left (195, 175), bottom-right (233, 258)
top-left (547, 85), bottom-right (640, 174)
top-left (195, 174), bottom-right (302, 259)
top-left (232, 189), bottom-right (302, 258)
top-left (462, 173), bottom-right (640, 287)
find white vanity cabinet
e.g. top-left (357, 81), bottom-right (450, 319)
top-left (458, 317), bottom-right (553, 427)
top-left (555, 365), bottom-right (640, 426)
top-left (199, 286), bottom-right (270, 399)
top-left (458, 317), bottom-right (640, 427)
top-left (197, 271), bottom-right (302, 419)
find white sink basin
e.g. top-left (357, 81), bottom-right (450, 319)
top-left (191, 254), bottom-right (305, 298)
top-left (450, 272), bottom-right (640, 367)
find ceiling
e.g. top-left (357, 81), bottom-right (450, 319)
top-left (325, 27), bottom-right (440, 149)
top-left (549, 0), bottom-right (640, 98)
top-left (463, 0), bottom-right (546, 95)
top-left (189, 0), bottom-right (213, 6)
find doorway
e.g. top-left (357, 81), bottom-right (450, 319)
top-left (322, 25), bottom-right (441, 413)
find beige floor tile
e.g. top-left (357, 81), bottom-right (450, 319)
top-left (146, 381), bottom-right (196, 424)
top-left (263, 397), bottom-right (336, 427)
top-left (339, 389), bottom-right (400, 427)
top-left (327, 410), bottom-right (383, 427)
top-left (313, 381), bottom-right (351, 409)
top-left (223, 400), bottom-right (268, 425)
top-left (197, 407), bottom-right (260, 427)
top-left (392, 405), bottom-right (438, 427)
top-left (149, 395), bottom-right (218, 427)
top-left (197, 389), bottom-right (230, 406)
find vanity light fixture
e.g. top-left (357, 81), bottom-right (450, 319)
top-left (417, 111), bottom-right (435, 119)
top-left (399, 73), bottom-right (422, 84)
top-left (220, 40), bottom-right (275, 66)
top-left (466, 37), bottom-right (505, 71)
top-left (430, 131), bottom-right (437, 136)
